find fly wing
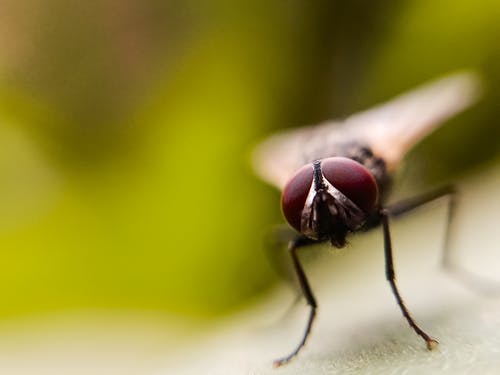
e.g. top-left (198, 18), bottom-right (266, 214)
top-left (252, 72), bottom-right (481, 189)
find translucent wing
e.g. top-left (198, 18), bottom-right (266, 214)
top-left (252, 72), bottom-right (481, 189)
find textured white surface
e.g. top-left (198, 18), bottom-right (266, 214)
top-left (159, 163), bottom-right (500, 375)
top-left (0, 164), bottom-right (499, 375)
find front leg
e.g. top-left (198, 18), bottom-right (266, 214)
top-left (273, 236), bottom-right (319, 367)
top-left (380, 208), bottom-right (438, 350)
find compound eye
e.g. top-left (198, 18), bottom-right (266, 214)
top-left (281, 164), bottom-right (313, 232)
top-left (321, 157), bottom-right (378, 213)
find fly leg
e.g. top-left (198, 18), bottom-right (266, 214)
top-left (380, 208), bottom-right (438, 349)
top-left (262, 226), bottom-right (304, 323)
top-left (387, 186), bottom-right (500, 296)
top-left (273, 236), bottom-right (319, 367)
top-left (264, 225), bottom-right (301, 286)
top-left (384, 185), bottom-right (455, 246)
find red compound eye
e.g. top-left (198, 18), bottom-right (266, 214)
top-left (281, 157), bottom-right (379, 233)
top-left (321, 157), bottom-right (378, 213)
top-left (281, 164), bottom-right (314, 232)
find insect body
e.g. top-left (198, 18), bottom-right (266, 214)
top-left (252, 72), bottom-right (481, 366)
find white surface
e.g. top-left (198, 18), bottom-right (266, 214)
top-left (160, 163), bottom-right (500, 374)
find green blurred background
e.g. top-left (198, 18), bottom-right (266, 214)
top-left (0, 0), bottom-right (499, 322)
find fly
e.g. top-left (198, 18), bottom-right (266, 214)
top-left (252, 72), bottom-right (481, 367)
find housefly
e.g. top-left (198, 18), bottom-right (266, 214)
top-left (252, 72), bottom-right (481, 366)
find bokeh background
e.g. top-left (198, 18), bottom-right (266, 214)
top-left (0, 0), bottom-right (499, 344)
